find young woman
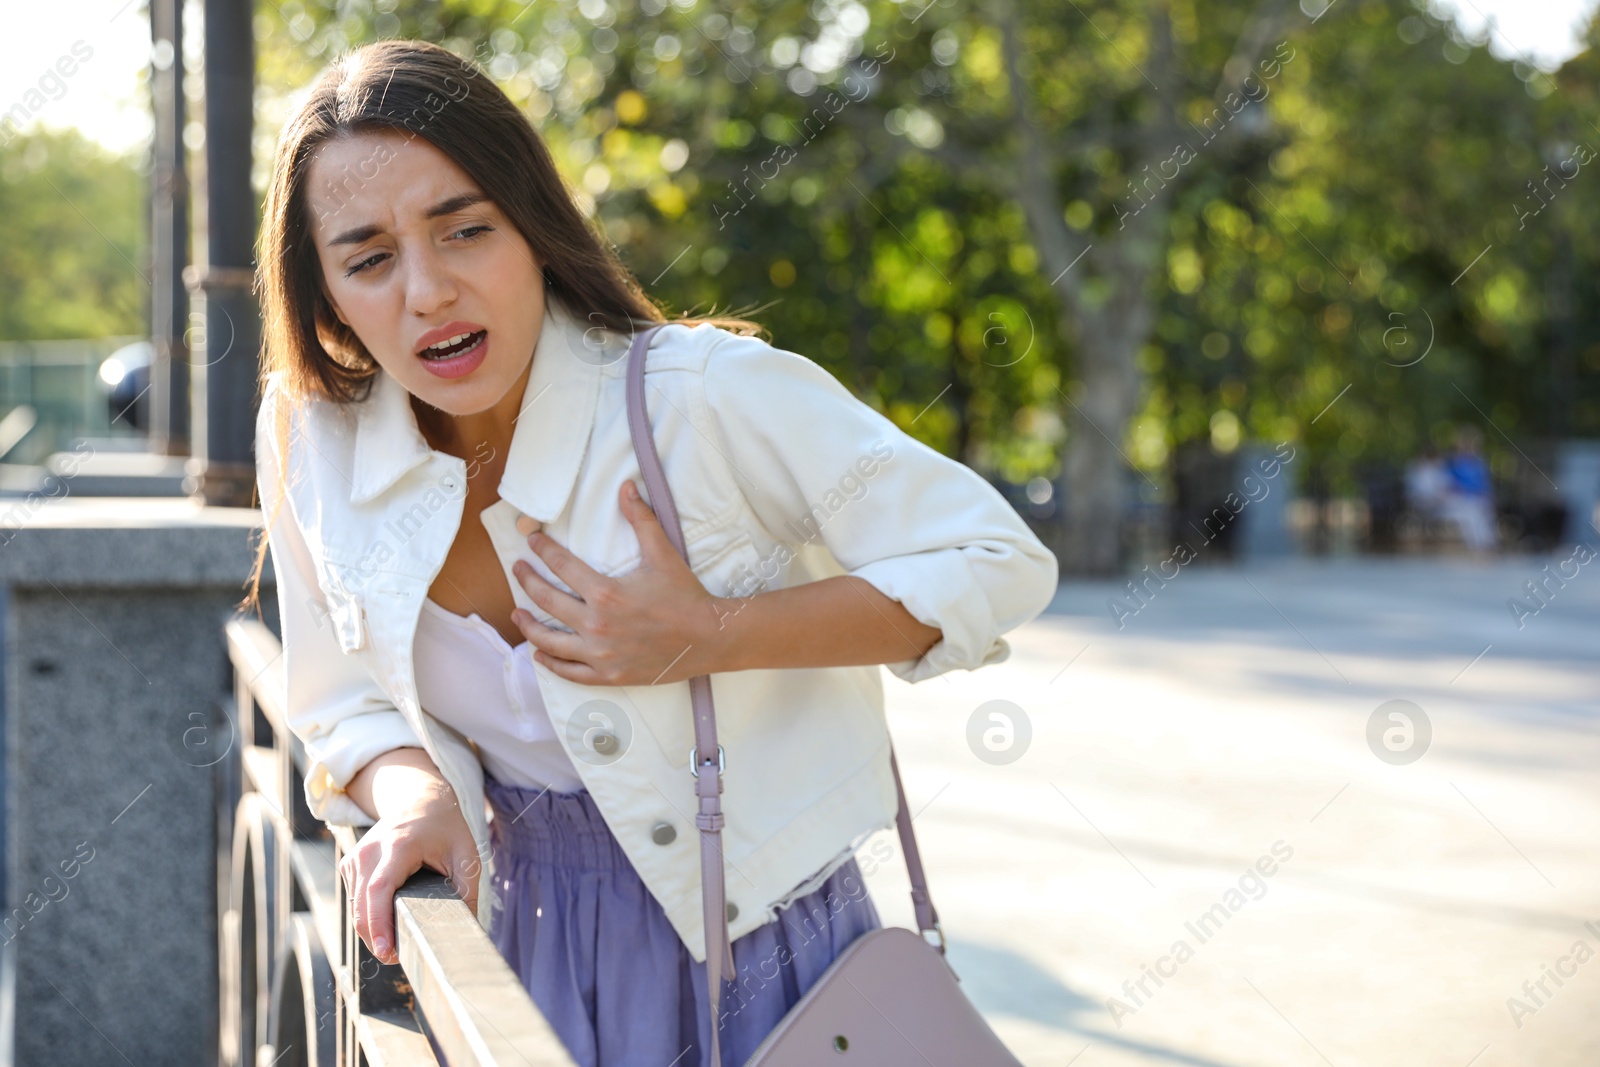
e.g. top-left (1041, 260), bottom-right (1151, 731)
top-left (246, 38), bottom-right (1057, 1067)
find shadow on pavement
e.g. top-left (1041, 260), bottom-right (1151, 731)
top-left (951, 937), bottom-right (1253, 1067)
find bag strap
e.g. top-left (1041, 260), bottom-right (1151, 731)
top-left (622, 323), bottom-right (944, 1062)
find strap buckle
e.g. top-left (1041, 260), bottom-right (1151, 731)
top-left (688, 745), bottom-right (725, 778)
top-left (922, 921), bottom-right (947, 954)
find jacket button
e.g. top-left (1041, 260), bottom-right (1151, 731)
top-left (650, 822), bottom-right (676, 846)
top-left (591, 731), bottom-right (619, 756)
top-left (726, 902), bottom-right (739, 922)
top-left (516, 514), bottom-right (543, 536)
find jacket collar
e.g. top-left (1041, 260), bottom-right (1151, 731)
top-left (348, 296), bottom-right (610, 521)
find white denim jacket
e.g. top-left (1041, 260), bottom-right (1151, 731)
top-left (255, 297), bottom-right (1058, 961)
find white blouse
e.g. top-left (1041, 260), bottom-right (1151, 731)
top-left (412, 596), bottom-right (585, 793)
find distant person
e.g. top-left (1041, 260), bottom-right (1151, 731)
top-left (1401, 447), bottom-right (1452, 524)
top-left (1441, 427), bottom-right (1497, 554)
top-left (1360, 459), bottom-right (1403, 552)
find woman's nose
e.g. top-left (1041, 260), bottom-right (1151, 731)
top-left (404, 249), bottom-right (458, 316)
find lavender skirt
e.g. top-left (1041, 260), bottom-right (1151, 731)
top-left (483, 774), bottom-right (882, 1067)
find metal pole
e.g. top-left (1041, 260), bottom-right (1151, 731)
top-left (148, 0), bottom-right (189, 454)
top-left (188, 0), bottom-right (261, 506)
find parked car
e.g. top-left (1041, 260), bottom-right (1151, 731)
top-left (99, 340), bottom-right (153, 432)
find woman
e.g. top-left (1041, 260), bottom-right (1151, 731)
top-left (245, 39), bottom-right (1057, 1067)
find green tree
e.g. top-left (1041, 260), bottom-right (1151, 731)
top-left (0, 129), bottom-right (147, 340)
top-left (1144, 0), bottom-right (1599, 515)
top-left (254, 0), bottom-right (1599, 569)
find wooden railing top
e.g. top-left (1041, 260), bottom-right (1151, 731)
top-left (328, 825), bottom-right (578, 1067)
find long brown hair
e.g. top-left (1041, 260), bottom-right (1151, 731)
top-left (242, 38), bottom-right (766, 615)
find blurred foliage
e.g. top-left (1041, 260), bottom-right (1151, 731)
top-left (1145, 1), bottom-right (1600, 495)
top-left (0, 129), bottom-right (147, 340)
top-left (3, 0), bottom-right (1599, 503)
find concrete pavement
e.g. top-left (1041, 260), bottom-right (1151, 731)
top-left (858, 556), bottom-right (1599, 1067)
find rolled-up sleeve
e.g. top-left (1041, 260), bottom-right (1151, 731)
top-left (700, 333), bottom-right (1059, 682)
top-left (256, 384), bottom-right (426, 826)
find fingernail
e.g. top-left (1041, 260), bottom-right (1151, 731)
top-left (374, 936), bottom-right (390, 957)
top-left (626, 481), bottom-right (638, 498)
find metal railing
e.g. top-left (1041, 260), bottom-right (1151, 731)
top-left (220, 616), bottom-right (579, 1066)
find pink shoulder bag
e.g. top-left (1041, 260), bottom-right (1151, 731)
top-left (624, 322), bottom-right (1023, 1066)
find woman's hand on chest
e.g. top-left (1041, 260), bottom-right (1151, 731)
top-left (510, 479), bottom-right (728, 685)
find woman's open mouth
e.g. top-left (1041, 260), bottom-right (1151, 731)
top-left (416, 329), bottom-right (489, 379)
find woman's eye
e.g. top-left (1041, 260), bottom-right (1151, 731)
top-left (452, 224), bottom-right (492, 241)
top-left (344, 252), bottom-right (388, 277)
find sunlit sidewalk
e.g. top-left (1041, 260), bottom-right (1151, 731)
top-left (858, 557), bottom-right (1600, 1067)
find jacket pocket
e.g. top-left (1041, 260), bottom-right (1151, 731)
top-left (324, 588), bottom-right (368, 653)
top-left (314, 553), bottom-right (377, 655)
